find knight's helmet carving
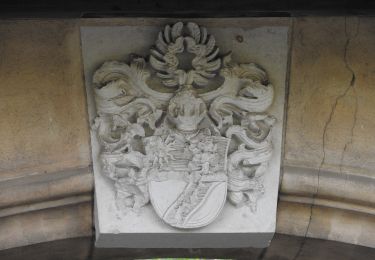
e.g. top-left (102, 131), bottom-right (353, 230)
top-left (167, 89), bottom-right (207, 132)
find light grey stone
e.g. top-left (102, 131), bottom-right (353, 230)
top-left (81, 19), bottom-right (288, 248)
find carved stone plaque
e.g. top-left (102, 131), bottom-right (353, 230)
top-left (81, 19), bottom-right (288, 248)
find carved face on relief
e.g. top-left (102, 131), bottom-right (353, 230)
top-left (93, 21), bottom-right (275, 229)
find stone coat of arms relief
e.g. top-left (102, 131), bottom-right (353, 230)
top-left (92, 22), bottom-right (275, 229)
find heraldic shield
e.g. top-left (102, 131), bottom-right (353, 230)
top-left (145, 130), bottom-right (230, 228)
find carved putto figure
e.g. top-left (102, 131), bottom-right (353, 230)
top-left (92, 22), bottom-right (275, 228)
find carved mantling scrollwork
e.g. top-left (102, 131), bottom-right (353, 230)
top-left (92, 22), bottom-right (275, 228)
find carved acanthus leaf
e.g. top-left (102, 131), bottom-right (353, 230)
top-left (209, 84), bottom-right (273, 129)
top-left (150, 22), bottom-right (221, 88)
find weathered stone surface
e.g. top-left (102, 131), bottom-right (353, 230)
top-left (0, 20), bottom-right (93, 250)
top-left (0, 202), bottom-right (92, 250)
top-left (277, 201), bottom-right (375, 248)
top-left (0, 20), bottom-right (91, 181)
top-left (0, 167), bottom-right (92, 210)
top-left (285, 17), bottom-right (375, 174)
top-left (278, 17), bottom-right (375, 248)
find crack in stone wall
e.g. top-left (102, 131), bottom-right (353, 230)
top-left (339, 17), bottom-right (360, 176)
top-left (291, 17), bottom-right (361, 260)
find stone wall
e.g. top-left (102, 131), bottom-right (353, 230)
top-left (279, 17), bottom-right (375, 248)
top-left (0, 20), bottom-right (93, 249)
top-left (0, 17), bottom-right (374, 250)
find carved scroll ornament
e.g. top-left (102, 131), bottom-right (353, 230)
top-left (92, 22), bottom-right (275, 229)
